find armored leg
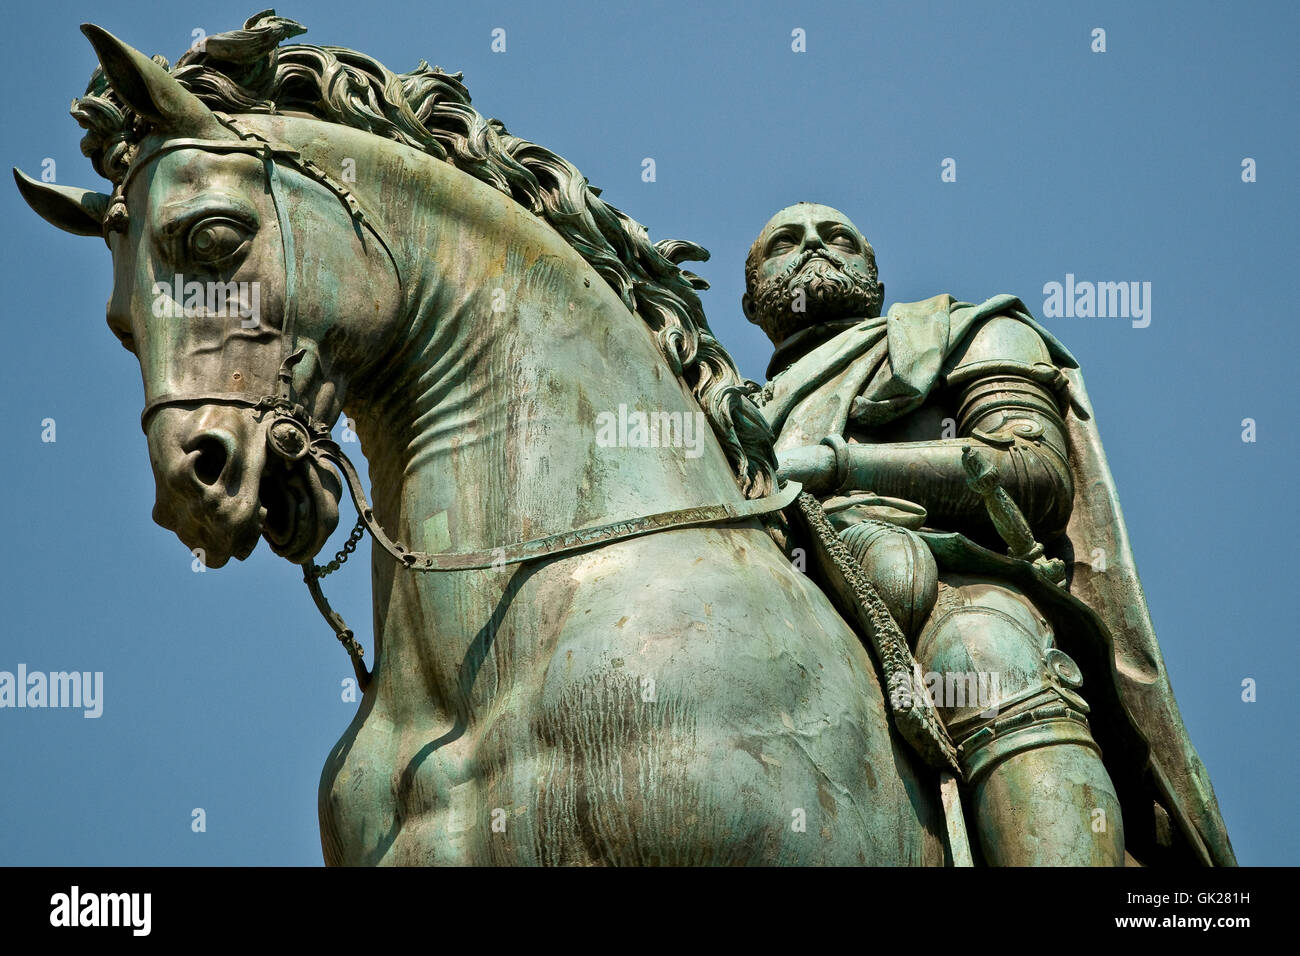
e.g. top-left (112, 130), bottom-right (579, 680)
top-left (915, 574), bottom-right (1125, 866)
top-left (837, 518), bottom-right (937, 642)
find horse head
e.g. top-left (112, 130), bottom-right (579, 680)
top-left (16, 24), bottom-right (405, 567)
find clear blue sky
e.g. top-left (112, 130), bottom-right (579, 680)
top-left (2, 0), bottom-right (1294, 865)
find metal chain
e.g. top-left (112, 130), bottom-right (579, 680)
top-left (309, 516), bottom-right (366, 579)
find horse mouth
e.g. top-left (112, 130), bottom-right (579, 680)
top-left (259, 461), bottom-right (334, 564)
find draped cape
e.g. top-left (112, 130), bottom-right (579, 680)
top-left (761, 293), bottom-right (1235, 865)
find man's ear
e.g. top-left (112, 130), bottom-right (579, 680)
top-left (742, 291), bottom-right (756, 323)
top-left (873, 281), bottom-right (885, 317)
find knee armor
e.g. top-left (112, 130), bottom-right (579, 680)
top-left (915, 578), bottom-right (1098, 784)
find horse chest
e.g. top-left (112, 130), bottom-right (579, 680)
top-left (320, 536), bottom-right (945, 865)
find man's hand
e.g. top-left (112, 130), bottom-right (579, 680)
top-left (775, 443), bottom-right (837, 494)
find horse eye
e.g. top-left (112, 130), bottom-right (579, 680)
top-left (187, 218), bottom-right (250, 266)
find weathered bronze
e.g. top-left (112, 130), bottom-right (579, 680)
top-left (747, 202), bottom-right (1234, 865)
top-left (15, 13), bottom-right (1233, 866)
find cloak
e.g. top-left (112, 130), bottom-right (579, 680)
top-left (761, 293), bottom-right (1236, 866)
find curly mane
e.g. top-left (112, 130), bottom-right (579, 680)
top-left (71, 10), bottom-right (777, 498)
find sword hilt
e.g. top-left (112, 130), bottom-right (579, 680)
top-left (961, 447), bottom-right (1066, 586)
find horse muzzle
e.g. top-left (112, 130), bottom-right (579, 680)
top-left (146, 403), bottom-right (340, 567)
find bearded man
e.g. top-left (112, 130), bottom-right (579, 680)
top-left (744, 202), bottom-right (1235, 866)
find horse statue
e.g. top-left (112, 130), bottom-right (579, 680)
top-left (15, 14), bottom-right (951, 865)
top-left (16, 13), bottom-right (1234, 867)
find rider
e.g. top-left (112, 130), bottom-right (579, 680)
top-left (743, 202), bottom-right (1235, 866)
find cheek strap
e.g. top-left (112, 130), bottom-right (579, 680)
top-left (131, 114), bottom-right (403, 436)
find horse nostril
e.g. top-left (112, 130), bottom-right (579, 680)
top-left (191, 434), bottom-right (231, 486)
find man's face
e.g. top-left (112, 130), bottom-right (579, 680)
top-left (744, 203), bottom-right (883, 346)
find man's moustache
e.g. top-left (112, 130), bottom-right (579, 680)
top-left (754, 249), bottom-right (859, 307)
top-left (788, 248), bottom-right (848, 275)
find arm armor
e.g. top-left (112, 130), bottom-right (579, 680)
top-left (836, 319), bottom-right (1075, 538)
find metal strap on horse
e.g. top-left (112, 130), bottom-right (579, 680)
top-left (302, 422), bottom-right (803, 691)
top-left (286, 384), bottom-right (961, 791)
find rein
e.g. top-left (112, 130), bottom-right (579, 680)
top-left (125, 117), bottom-right (801, 691)
top-left (304, 421), bottom-right (801, 692)
top-left (247, 350), bottom-right (801, 693)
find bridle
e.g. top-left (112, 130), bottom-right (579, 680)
top-left (120, 115), bottom-right (803, 693)
top-left (131, 112), bottom-right (402, 436)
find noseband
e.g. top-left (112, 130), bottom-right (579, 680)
top-left (122, 114), bottom-right (803, 692)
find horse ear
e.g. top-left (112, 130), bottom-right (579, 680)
top-left (80, 23), bottom-right (226, 137)
top-left (13, 168), bottom-right (109, 237)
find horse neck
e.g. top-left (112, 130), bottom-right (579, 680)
top-left (346, 157), bottom-right (746, 559)
top-left (329, 152), bottom-right (747, 709)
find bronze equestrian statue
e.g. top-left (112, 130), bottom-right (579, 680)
top-left (14, 13), bottom-right (1232, 865)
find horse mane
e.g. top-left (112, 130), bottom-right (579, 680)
top-left (71, 11), bottom-right (777, 499)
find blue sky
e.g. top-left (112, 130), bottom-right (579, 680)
top-left (1, 0), bottom-right (1295, 865)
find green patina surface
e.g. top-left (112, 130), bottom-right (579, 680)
top-left (15, 13), bottom-right (1233, 866)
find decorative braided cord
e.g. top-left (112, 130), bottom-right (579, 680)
top-left (796, 491), bottom-right (961, 775)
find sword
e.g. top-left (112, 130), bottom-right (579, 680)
top-left (939, 771), bottom-right (974, 866)
top-left (961, 446), bottom-right (1066, 586)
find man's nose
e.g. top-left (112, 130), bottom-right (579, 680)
top-left (801, 231), bottom-right (826, 252)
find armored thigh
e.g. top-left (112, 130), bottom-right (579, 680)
top-left (837, 518), bottom-right (938, 641)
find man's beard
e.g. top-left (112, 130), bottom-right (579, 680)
top-left (751, 249), bottom-right (882, 346)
